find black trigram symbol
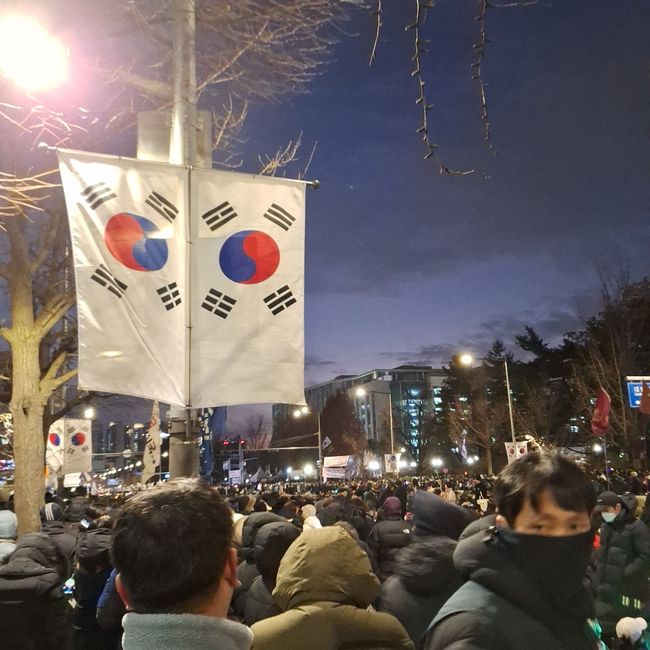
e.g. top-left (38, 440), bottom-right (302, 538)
top-left (146, 191), bottom-right (178, 223)
top-left (201, 289), bottom-right (236, 319)
top-left (157, 282), bottom-right (181, 311)
top-left (263, 204), bottom-right (295, 231)
top-left (81, 182), bottom-right (116, 210)
top-left (91, 265), bottom-right (127, 298)
top-left (202, 201), bottom-right (237, 231)
top-left (263, 285), bottom-right (296, 315)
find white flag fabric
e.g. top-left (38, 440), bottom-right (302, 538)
top-left (46, 419), bottom-right (65, 474)
top-left (63, 419), bottom-right (92, 474)
top-left (504, 441), bottom-right (528, 465)
top-left (59, 150), bottom-right (306, 407)
top-left (141, 400), bottom-right (161, 484)
top-left (58, 151), bottom-right (187, 406)
top-left (191, 168), bottom-right (305, 406)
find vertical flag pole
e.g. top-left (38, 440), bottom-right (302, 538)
top-left (504, 359), bottom-right (517, 445)
top-left (602, 434), bottom-right (610, 488)
top-left (170, 0), bottom-right (198, 476)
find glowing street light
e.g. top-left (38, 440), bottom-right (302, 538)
top-left (83, 406), bottom-right (95, 419)
top-left (368, 460), bottom-right (380, 471)
top-left (459, 351), bottom-right (516, 446)
top-left (431, 457), bottom-right (443, 468)
top-left (0, 15), bottom-right (68, 91)
top-left (592, 443), bottom-right (603, 454)
top-left (458, 353), bottom-right (474, 367)
top-left (303, 463), bottom-right (314, 476)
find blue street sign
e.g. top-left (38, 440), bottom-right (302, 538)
top-left (628, 382), bottom-right (645, 408)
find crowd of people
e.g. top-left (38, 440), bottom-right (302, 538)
top-left (1, 455), bottom-right (650, 649)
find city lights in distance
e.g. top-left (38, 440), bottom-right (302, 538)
top-left (0, 15), bottom-right (68, 91)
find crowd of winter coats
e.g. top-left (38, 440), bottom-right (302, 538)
top-left (228, 483), bottom-right (481, 649)
top-left (0, 490), bottom-right (124, 649)
top-left (0, 480), bottom-right (486, 649)
top-left (3, 472), bottom-right (650, 649)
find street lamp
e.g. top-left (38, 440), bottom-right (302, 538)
top-left (592, 443), bottom-right (603, 454)
top-left (459, 353), bottom-right (517, 446)
top-left (293, 407), bottom-right (323, 483)
top-left (431, 457), bottom-right (443, 468)
top-left (83, 406), bottom-right (95, 420)
top-left (0, 15), bottom-right (68, 91)
top-left (355, 386), bottom-right (395, 454)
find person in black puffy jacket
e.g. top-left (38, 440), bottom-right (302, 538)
top-left (367, 496), bottom-right (412, 581)
top-left (594, 491), bottom-right (650, 643)
top-left (0, 532), bottom-right (73, 649)
top-left (40, 503), bottom-right (76, 575)
top-left (378, 494), bottom-right (475, 648)
top-left (244, 521), bottom-right (300, 625)
top-left (232, 511), bottom-right (285, 619)
top-left (73, 523), bottom-right (118, 649)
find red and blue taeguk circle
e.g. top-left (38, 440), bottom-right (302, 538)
top-left (48, 433), bottom-right (61, 447)
top-left (70, 432), bottom-right (86, 446)
top-left (104, 213), bottom-right (168, 272)
top-left (219, 230), bottom-right (280, 284)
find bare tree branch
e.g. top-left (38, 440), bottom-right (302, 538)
top-left (368, 0), bottom-right (383, 66)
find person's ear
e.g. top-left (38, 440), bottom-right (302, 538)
top-left (224, 547), bottom-right (240, 589)
top-left (115, 573), bottom-right (132, 610)
top-left (495, 514), bottom-right (509, 528)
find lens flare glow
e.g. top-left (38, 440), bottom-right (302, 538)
top-left (0, 15), bottom-right (68, 91)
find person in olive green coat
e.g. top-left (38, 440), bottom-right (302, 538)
top-left (251, 526), bottom-right (414, 650)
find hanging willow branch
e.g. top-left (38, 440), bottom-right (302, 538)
top-left (473, 0), bottom-right (494, 151)
top-left (368, 0), bottom-right (383, 66)
top-left (408, 0), bottom-right (474, 175)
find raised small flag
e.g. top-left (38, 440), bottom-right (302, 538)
top-left (591, 387), bottom-right (611, 436)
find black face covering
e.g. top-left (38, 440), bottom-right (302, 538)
top-left (494, 527), bottom-right (594, 619)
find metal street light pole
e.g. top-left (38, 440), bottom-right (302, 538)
top-left (293, 408), bottom-right (322, 484)
top-left (460, 352), bottom-right (517, 448)
top-left (168, 0), bottom-right (199, 478)
top-left (503, 359), bottom-right (517, 445)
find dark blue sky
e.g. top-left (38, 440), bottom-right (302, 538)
top-left (234, 0), bottom-right (650, 404)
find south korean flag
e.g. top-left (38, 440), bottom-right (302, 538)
top-left (191, 168), bottom-right (306, 407)
top-left (58, 150), bottom-right (187, 407)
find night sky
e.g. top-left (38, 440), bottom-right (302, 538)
top-left (228, 0), bottom-right (650, 428)
top-left (19, 2), bottom-right (646, 432)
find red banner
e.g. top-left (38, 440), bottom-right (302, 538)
top-left (640, 383), bottom-right (650, 416)
top-left (591, 387), bottom-right (611, 436)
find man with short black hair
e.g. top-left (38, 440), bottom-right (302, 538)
top-left (112, 479), bottom-right (253, 650)
top-left (425, 452), bottom-right (600, 650)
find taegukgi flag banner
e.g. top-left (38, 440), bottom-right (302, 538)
top-left (141, 400), bottom-right (161, 485)
top-left (58, 150), bottom-right (306, 407)
top-left (58, 150), bottom-right (187, 406)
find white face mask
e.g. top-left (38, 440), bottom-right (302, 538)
top-left (602, 512), bottom-right (616, 523)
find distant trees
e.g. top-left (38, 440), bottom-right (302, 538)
top-left (320, 391), bottom-right (365, 457)
top-left (439, 276), bottom-right (650, 470)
